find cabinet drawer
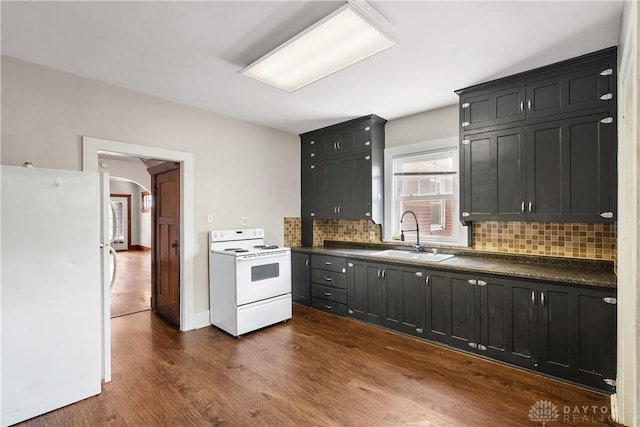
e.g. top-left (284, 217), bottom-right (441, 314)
top-left (311, 255), bottom-right (347, 273)
top-left (311, 284), bottom-right (347, 304)
top-left (311, 298), bottom-right (347, 317)
top-left (311, 269), bottom-right (347, 289)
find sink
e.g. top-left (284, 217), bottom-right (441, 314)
top-left (372, 249), bottom-right (455, 262)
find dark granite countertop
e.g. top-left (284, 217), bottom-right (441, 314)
top-left (291, 242), bottom-right (617, 289)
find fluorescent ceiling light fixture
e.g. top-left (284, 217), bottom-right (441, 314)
top-left (240, 0), bottom-right (398, 92)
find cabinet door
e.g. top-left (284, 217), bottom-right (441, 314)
top-left (340, 154), bottom-right (373, 219)
top-left (461, 128), bottom-right (526, 221)
top-left (313, 159), bottom-right (341, 219)
top-left (526, 113), bottom-right (616, 222)
top-left (425, 271), bottom-right (476, 349)
top-left (347, 260), bottom-right (382, 325)
top-left (460, 85), bottom-right (526, 131)
top-left (538, 283), bottom-right (616, 392)
top-left (478, 276), bottom-right (537, 368)
top-left (301, 162), bottom-right (315, 218)
top-left (381, 265), bottom-right (426, 338)
top-left (525, 60), bottom-right (615, 120)
top-left (291, 252), bottom-right (310, 306)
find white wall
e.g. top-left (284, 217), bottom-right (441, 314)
top-left (386, 105), bottom-right (458, 147)
top-left (0, 55), bottom-right (300, 314)
top-left (616, 2), bottom-right (640, 425)
top-left (100, 157), bottom-right (151, 191)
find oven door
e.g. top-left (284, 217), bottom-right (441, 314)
top-left (235, 251), bottom-right (291, 306)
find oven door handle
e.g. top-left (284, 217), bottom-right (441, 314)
top-left (236, 251), bottom-right (290, 261)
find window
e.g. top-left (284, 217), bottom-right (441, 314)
top-left (141, 191), bottom-right (152, 212)
top-left (384, 137), bottom-right (470, 246)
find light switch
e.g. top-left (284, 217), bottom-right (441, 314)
top-left (207, 213), bottom-right (214, 223)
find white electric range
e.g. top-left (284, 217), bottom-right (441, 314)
top-left (208, 228), bottom-right (291, 337)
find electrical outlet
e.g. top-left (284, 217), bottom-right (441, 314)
top-left (207, 213), bottom-right (214, 224)
top-left (241, 217), bottom-right (248, 226)
top-left (369, 231), bottom-right (376, 240)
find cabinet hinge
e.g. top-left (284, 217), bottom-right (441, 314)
top-left (600, 68), bottom-right (613, 76)
top-left (468, 342), bottom-right (478, 349)
top-left (310, 140), bottom-right (315, 145)
top-left (462, 212), bottom-right (470, 217)
top-left (365, 155), bottom-right (371, 160)
top-left (364, 127), bottom-right (371, 131)
top-left (467, 279), bottom-right (477, 285)
top-left (348, 309), bottom-right (354, 314)
top-left (310, 153), bottom-right (315, 157)
top-left (600, 211), bottom-right (614, 219)
top-left (310, 212), bottom-right (315, 217)
top-left (461, 102), bottom-right (470, 108)
top-left (365, 212), bottom-right (371, 217)
top-left (364, 141), bottom-right (371, 146)
top-left (603, 297), bottom-right (617, 305)
top-left (600, 117), bottom-right (614, 124)
top-left (604, 378), bottom-right (617, 387)
top-left (415, 271), bottom-right (423, 277)
top-left (600, 93), bottom-right (613, 101)
top-left (348, 262), bottom-right (354, 268)
top-left (477, 344), bottom-right (487, 351)
top-left (461, 121), bottom-right (470, 127)
top-left (416, 328), bottom-right (424, 334)
top-left (342, 268), bottom-right (346, 273)
top-left (462, 139), bottom-right (470, 145)
top-left (310, 165), bottom-right (315, 169)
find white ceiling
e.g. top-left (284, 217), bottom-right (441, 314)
top-left (1, 1), bottom-right (623, 135)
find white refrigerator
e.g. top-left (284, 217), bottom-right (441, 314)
top-left (1, 165), bottom-right (110, 426)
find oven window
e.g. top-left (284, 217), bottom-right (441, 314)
top-left (251, 263), bottom-right (280, 282)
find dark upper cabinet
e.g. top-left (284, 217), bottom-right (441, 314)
top-left (537, 283), bottom-right (617, 392)
top-left (526, 114), bottom-right (616, 222)
top-left (460, 85), bottom-right (526, 131)
top-left (300, 115), bottom-right (386, 224)
top-left (291, 251), bottom-right (310, 306)
top-left (456, 47), bottom-right (617, 223)
top-left (460, 127), bottom-right (526, 221)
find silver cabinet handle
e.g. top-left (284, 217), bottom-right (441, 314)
top-left (382, 270), bottom-right (386, 278)
top-left (520, 101), bottom-right (524, 111)
top-left (324, 291), bottom-right (332, 296)
top-left (324, 276), bottom-right (332, 282)
top-left (426, 276), bottom-right (430, 286)
top-left (468, 279), bottom-right (477, 285)
top-left (540, 292), bottom-right (545, 307)
top-left (521, 201), bottom-right (525, 213)
top-left (325, 261), bottom-right (332, 265)
top-left (477, 280), bottom-right (487, 286)
top-left (528, 99), bottom-right (532, 110)
top-left (305, 259), bottom-right (309, 268)
top-left (531, 290), bottom-right (536, 305)
top-left (337, 141), bottom-right (341, 150)
top-left (324, 304), bottom-right (333, 309)
top-left (528, 201), bottom-right (532, 213)
top-left (377, 270), bottom-right (381, 278)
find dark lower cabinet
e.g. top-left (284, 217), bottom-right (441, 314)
top-left (425, 270), bottom-right (476, 348)
top-left (347, 260), bottom-right (382, 325)
top-left (309, 255), bottom-right (347, 316)
top-left (291, 251), bottom-right (310, 306)
top-left (538, 283), bottom-right (617, 391)
top-left (380, 264), bottom-right (426, 338)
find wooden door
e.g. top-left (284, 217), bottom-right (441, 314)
top-left (148, 162), bottom-right (181, 328)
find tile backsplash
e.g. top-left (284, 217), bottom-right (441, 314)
top-left (284, 217), bottom-right (617, 261)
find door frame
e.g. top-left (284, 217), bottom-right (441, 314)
top-left (109, 194), bottom-right (131, 251)
top-left (82, 138), bottom-right (195, 342)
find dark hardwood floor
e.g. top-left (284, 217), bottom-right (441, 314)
top-left (22, 305), bottom-right (618, 426)
top-left (110, 249), bottom-right (151, 318)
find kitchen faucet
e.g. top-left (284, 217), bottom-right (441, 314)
top-left (400, 210), bottom-right (423, 252)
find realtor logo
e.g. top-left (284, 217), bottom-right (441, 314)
top-left (529, 400), bottom-right (560, 426)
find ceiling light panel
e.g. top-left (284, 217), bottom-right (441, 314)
top-left (240, 1), bottom-right (398, 92)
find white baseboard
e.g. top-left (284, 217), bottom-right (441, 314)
top-left (193, 310), bottom-right (211, 329)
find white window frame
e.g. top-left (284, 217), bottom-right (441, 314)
top-left (383, 136), bottom-right (470, 247)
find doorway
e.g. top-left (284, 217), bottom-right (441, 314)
top-left (109, 194), bottom-right (131, 251)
